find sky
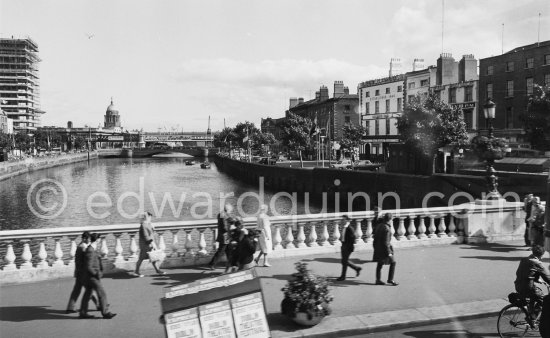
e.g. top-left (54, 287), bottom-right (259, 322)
top-left (1, 0), bottom-right (549, 132)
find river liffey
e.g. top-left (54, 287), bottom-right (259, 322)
top-left (0, 157), bottom-right (325, 230)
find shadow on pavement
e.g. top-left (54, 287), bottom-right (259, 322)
top-left (300, 257), bottom-right (373, 265)
top-left (460, 243), bottom-right (526, 253)
top-left (402, 329), bottom-right (499, 337)
top-left (0, 306), bottom-right (71, 322)
top-left (266, 312), bottom-right (303, 333)
top-left (460, 256), bottom-right (523, 261)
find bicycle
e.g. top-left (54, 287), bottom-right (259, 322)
top-left (497, 280), bottom-right (549, 337)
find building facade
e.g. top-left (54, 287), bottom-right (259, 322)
top-left (0, 37), bottom-right (45, 135)
top-left (478, 41), bottom-right (550, 146)
top-left (104, 98), bottom-right (122, 131)
top-left (260, 117), bottom-right (285, 139)
top-left (0, 110), bottom-right (13, 133)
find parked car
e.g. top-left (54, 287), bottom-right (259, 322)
top-left (330, 159), bottom-right (353, 169)
top-left (352, 160), bottom-right (381, 171)
top-left (259, 157), bottom-right (277, 165)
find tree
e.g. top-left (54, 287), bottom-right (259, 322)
top-left (233, 122), bottom-right (260, 149)
top-left (33, 129), bottom-right (62, 150)
top-left (280, 113), bottom-right (312, 167)
top-left (522, 84), bottom-right (550, 151)
top-left (0, 133), bottom-right (13, 150)
top-left (213, 127), bottom-right (238, 149)
top-left (14, 133), bottom-right (33, 151)
top-left (251, 132), bottom-right (276, 155)
top-left (396, 93), bottom-right (468, 156)
top-left (340, 124), bottom-right (366, 152)
top-left (74, 136), bottom-right (86, 149)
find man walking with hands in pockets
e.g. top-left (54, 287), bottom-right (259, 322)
top-left (373, 213), bottom-right (398, 286)
top-left (337, 215), bottom-right (362, 281)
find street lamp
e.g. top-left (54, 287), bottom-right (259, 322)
top-left (483, 98), bottom-right (501, 200)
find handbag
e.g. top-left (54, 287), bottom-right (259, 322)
top-left (147, 243), bottom-right (166, 263)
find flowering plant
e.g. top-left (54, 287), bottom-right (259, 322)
top-left (471, 135), bottom-right (508, 161)
top-left (281, 262), bottom-right (333, 320)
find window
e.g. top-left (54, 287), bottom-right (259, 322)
top-left (344, 116), bottom-right (350, 124)
top-left (506, 107), bottom-right (514, 129)
top-left (397, 85), bottom-right (402, 92)
top-left (385, 99), bottom-right (390, 112)
top-left (463, 110), bottom-right (473, 130)
top-left (344, 104), bottom-right (350, 111)
top-left (386, 119), bottom-right (390, 135)
top-left (545, 73), bottom-right (550, 86)
top-left (397, 98), bottom-right (402, 112)
top-left (408, 95), bottom-right (414, 103)
top-left (421, 79), bottom-right (429, 87)
top-left (375, 89), bottom-right (380, 96)
top-left (464, 86), bottom-right (473, 102)
top-left (506, 80), bottom-right (514, 97)
top-left (408, 82), bottom-right (416, 89)
top-left (506, 61), bottom-right (514, 72)
top-left (487, 83), bottom-right (493, 100)
top-left (375, 101), bottom-right (379, 113)
top-left (545, 54), bottom-right (550, 65)
top-left (449, 88), bottom-right (457, 103)
top-left (365, 91), bottom-right (370, 98)
top-left (386, 87), bottom-right (390, 94)
top-left (365, 102), bottom-right (370, 114)
top-left (525, 58), bottom-right (534, 69)
top-left (526, 77), bottom-right (534, 95)
top-left (486, 65), bottom-right (494, 75)
top-left (365, 121), bottom-right (370, 135)
top-left (375, 120), bottom-right (379, 135)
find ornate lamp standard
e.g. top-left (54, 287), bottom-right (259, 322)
top-left (483, 99), bottom-right (502, 200)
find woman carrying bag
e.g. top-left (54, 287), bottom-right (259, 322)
top-left (134, 212), bottom-right (166, 277)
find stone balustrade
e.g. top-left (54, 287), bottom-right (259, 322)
top-left (0, 201), bottom-right (524, 284)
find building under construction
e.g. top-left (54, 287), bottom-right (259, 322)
top-left (0, 36), bottom-right (45, 135)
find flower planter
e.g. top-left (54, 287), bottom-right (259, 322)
top-left (292, 312), bottom-right (325, 326)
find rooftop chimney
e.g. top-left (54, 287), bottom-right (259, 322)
top-left (459, 54), bottom-right (478, 82)
top-left (289, 97), bottom-right (299, 108)
top-left (298, 97), bottom-right (304, 104)
top-left (333, 81), bottom-right (344, 97)
top-left (343, 86), bottom-right (349, 95)
top-left (436, 53), bottom-right (458, 85)
top-left (412, 58), bottom-right (425, 71)
top-left (319, 86), bottom-right (329, 101)
top-left (389, 58), bottom-right (403, 77)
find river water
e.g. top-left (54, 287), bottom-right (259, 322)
top-left (0, 157), bottom-right (325, 231)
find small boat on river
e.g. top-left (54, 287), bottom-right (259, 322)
top-left (185, 160), bottom-right (194, 165)
top-left (200, 161), bottom-right (211, 169)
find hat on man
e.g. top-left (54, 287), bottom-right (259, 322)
top-left (90, 233), bottom-right (101, 242)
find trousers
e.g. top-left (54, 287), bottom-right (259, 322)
top-left (376, 256), bottom-right (396, 282)
top-left (340, 248), bottom-right (359, 278)
top-left (80, 277), bottom-right (109, 316)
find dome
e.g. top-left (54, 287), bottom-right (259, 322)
top-left (106, 98), bottom-right (119, 114)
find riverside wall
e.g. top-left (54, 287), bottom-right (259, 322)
top-left (0, 152), bottom-right (98, 182)
top-left (213, 156), bottom-right (545, 209)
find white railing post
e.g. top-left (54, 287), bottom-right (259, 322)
top-left (197, 230), bottom-right (207, 255)
top-left (285, 224), bottom-right (295, 249)
top-left (319, 221), bottom-right (330, 246)
top-left (417, 215), bottom-right (427, 239)
top-left (296, 223), bottom-right (307, 248)
top-left (365, 218), bottom-right (374, 243)
top-left (100, 238), bottom-right (109, 258)
top-left (332, 220), bottom-right (341, 247)
top-left (3, 241), bottom-right (17, 271)
top-left (273, 224), bottom-right (283, 250)
top-left (171, 230), bottom-right (180, 258)
top-left (114, 234), bottom-right (125, 264)
top-left (37, 240), bottom-right (49, 269)
top-left (307, 221), bottom-right (318, 247)
top-left (129, 233), bottom-right (138, 261)
top-left (20, 240), bottom-right (33, 270)
top-left (428, 216), bottom-right (437, 238)
top-left (53, 237), bottom-right (65, 268)
top-left (67, 236), bottom-right (78, 269)
top-left (184, 230), bottom-right (194, 256)
top-left (158, 232), bottom-right (167, 253)
top-left (389, 216), bottom-right (395, 239)
top-left (437, 214), bottom-right (448, 237)
top-left (407, 216), bottom-right (417, 240)
top-left (448, 216), bottom-right (457, 237)
top-left (354, 219), bottom-right (365, 245)
top-left (396, 217), bottom-right (406, 240)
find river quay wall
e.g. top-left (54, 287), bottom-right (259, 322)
top-left (0, 152), bottom-right (98, 182)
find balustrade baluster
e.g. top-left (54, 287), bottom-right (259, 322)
top-left (53, 238), bottom-right (65, 267)
top-left (428, 216), bottom-right (437, 238)
top-left (3, 242), bottom-right (17, 271)
top-left (355, 219), bottom-right (365, 245)
top-left (438, 214), bottom-right (448, 237)
top-left (448, 216), bottom-right (457, 237)
top-left (396, 217), bottom-right (406, 240)
top-left (67, 236), bottom-right (77, 268)
top-left (307, 222), bottom-right (318, 247)
top-left (319, 221), bottom-right (330, 246)
top-left (284, 224), bottom-right (295, 249)
top-left (296, 223), bottom-right (307, 248)
top-left (20, 240), bottom-right (33, 269)
top-left (37, 240), bottom-right (49, 269)
top-left (114, 234), bottom-right (125, 264)
top-left (184, 230), bottom-right (194, 255)
top-left (273, 224), bottom-right (283, 250)
top-left (197, 231), bottom-right (207, 255)
top-left (417, 216), bottom-right (427, 239)
top-left (407, 216), bottom-right (418, 240)
top-left (332, 220), bottom-right (341, 246)
top-left (365, 218), bottom-right (373, 243)
top-left (389, 216), bottom-right (395, 239)
top-left (171, 230), bottom-right (180, 258)
top-left (212, 229), bottom-right (219, 251)
top-left (129, 234), bottom-right (138, 261)
top-left (457, 217), bottom-right (465, 237)
top-left (100, 238), bottom-right (109, 258)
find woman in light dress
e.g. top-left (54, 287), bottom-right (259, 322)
top-left (254, 205), bottom-right (273, 267)
top-left (134, 212), bottom-right (165, 277)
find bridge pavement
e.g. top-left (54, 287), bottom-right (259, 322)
top-left (0, 241), bottom-right (543, 338)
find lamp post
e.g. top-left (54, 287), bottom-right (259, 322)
top-left (483, 99), bottom-right (501, 200)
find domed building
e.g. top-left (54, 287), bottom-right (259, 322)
top-left (104, 97), bottom-right (122, 130)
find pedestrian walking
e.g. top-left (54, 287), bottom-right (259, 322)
top-left (134, 212), bottom-right (165, 277)
top-left (66, 231), bottom-right (98, 313)
top-left (514, 245), bottom-right (550, 321)
top-left (254, 204), bottom-right (272, 267)
top-left (337, 215), bottom-right (361, 281)
top-left (79, 233), bottom-right (116, 319)
top-left (208, 203), bottom-right (234, 270)
top-left (528, 197), bottom-right (545, 248)
top-left (523, 194), bottom-right (534, 247)
top-left (238, 230), bottom-right (259, 271)
top-left (372, 213), bottom-right (398, 286)
top-left (225, 217), bottom-right (246, 273)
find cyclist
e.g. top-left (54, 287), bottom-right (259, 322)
top-left (514, 245), bottom-right (550, 319)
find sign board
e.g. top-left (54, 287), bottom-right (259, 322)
top-left (451, 102), bottom-right (475, 110)
top-left (160, 269), bottom-right (270, 338)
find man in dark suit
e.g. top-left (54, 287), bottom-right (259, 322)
top-left (372, 213), bottom-right (398, 286)
top-left (514, 245), bottom-right (550, 320)
top-left (337, 215), bottom-right (362, 281)
top-left (79, 233), bottom-right (116, 319)
top-left (208, 203), bottom-right (234, 270)
top-left (66, 231), bottom-right (98, 313)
